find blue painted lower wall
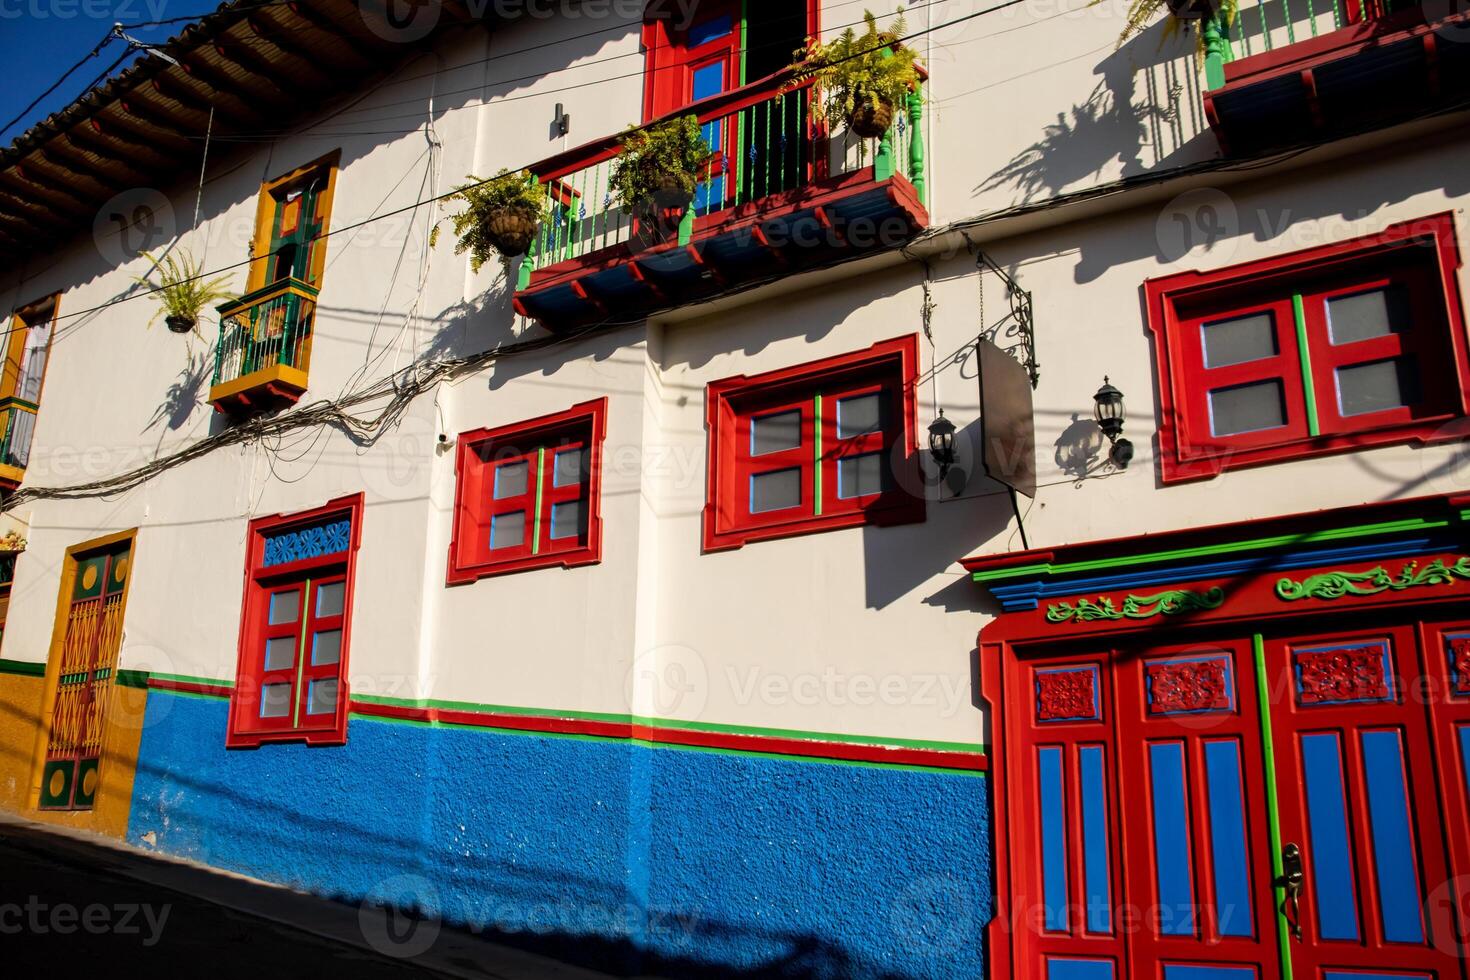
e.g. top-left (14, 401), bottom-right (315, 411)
top-left (127, 691), bottom-right (991, 979)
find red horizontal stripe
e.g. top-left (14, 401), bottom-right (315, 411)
top-left (350, 699), bottom-right (985, 771)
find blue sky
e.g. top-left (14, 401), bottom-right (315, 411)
top-left (1, 0), bottom-right (223, 144)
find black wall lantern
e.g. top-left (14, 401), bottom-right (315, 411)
top-left (1092, 377), bottom-right (1133, 469)
top-left (928, 410), bottom-right (957, 481)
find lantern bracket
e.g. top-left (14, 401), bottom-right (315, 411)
top-left (974, 249), bottom-right (1038, 391)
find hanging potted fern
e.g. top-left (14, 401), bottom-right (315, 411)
top-left (134, 249), bottom-right (238, 334)
top-left (1108, 0), bottom-right (1239, 58)
top-left (437, 169), bottom-right (548, 270)
top-left (610, 115), bottom-right (711, 246)
top-left (789, 8), bottom-right (923, 141)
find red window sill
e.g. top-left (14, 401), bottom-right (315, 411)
top-left (446, 547), bottom-right (602, 584)
top-left (227, 727), bottom-right (349, 749)
top-left (1163, 414), bottom-right (1468, 483)
top-left (703, 497), bottom-right (925, 553)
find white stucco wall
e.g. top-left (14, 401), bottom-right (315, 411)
top-left (0, 3), bottom-right (1463, 751)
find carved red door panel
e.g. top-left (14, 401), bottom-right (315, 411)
top-left (1417, 619), bottom-right (1470, 965)
top-left (1112, 640), bottom-right (1283, 978)
top-left (1263, 624), bottom-right (1467, 979)
top-left (1007, 640), bottom-right (1281, 980)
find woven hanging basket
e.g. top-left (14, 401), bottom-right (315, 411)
top-left (849, 100), bottom-right (895, 139)
top-left (485, 206), bottom-right (540, 258)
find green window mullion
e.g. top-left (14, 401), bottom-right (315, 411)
top-left (813, 394), bottom-right (823, 517)
top-left (1292, 293), bottom-right (1321, 437)
top-left (291, 578), bottom-right (311, 729)
top-left (1253, 634), bottom-right (1295, 980)
top-left (532, 447), bottom-right (546, 555)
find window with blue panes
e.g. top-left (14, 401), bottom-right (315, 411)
top-left (228, 494), bottom-right (362, 748)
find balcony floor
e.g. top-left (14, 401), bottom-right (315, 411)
top-left (209, 362), bottom-right (310, 417)
top-left (513, 169), bottom-right (929, 332)
top-left (1205, 8), bottom-right (1470, 156)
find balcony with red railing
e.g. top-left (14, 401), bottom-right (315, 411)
top-left (512, 70), bottom-right (929, 331)
top-left (1201, 0), bottom-right (1470, 155)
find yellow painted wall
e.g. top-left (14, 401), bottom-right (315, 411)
top-left (0, 670), bottom-right (44, 810)
top-left (0, 669), bottom-right (146, 840)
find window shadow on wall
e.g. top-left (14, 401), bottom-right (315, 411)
top-left (976, 30), bottom-right (1208, 207)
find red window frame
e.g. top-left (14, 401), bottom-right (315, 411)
top-left (640, 1), bottom-right (820, 121)
top-left (1146, 212), bottom-right (1469, 483)
top-left (703, 335), bottom-right (925, 552)
top-left (227, 493), bottom-right (363, 748)
top-left (448, 398), bottom-right (607, 583)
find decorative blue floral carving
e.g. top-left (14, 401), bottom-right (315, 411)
top-left (263, 518), bottom-right (351, 567)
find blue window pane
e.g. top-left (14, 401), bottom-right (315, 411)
top-left (1209, 379), bottom-right (1287, 436)
top-left (490, 511), bottom-right (525, 549)
top-left (311, 629), bottom-right (342, 667)
top-left (264, 636), bottom-right (296, 672)
top-left (1327, 285), bottom-right (1411, 345)
top-left (551, 499), bottom-right (584, 541)
top-left (750, 468), bottom-right (801, 513)
top-left (751, 411), bottom-right (801, 456)
top-left (1201, 313), bottom-right (1278, 368)
top-left (553, 448), bottom-right (585, 487)
top-left (494, 461), bottom-right (529, 499)
top-left (268, 590), bottom-right (299, 626)
top-left (315, 581), bottom-right (344, 618)
top-left (686, 14), bottom-right (731, 47)
top-left (307, 678), bottom-right (338, 716)
top-left (836, 393), bottom-right (883, 438)
top-left (837, 453), bottom-right (886, 499)
top-left (260, 682), bottom-right (292, 718)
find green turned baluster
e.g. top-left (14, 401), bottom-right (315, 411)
top-left (873, 42), bottom-right (897, 181)
top-left (0, 407), bottom-right (14, 464)
top-left (212, 319), bottom-right (226, 386)
top-left (280, 291), bottom-right (297, 368)
top-left (874, 112), bottom-right (895, 181)
top-left (1203, 13), bottom-right (1230, 91)
top-left (678, 206), bottom-right (695, 246)
top-left (516, 250), bottom-right (533, 291)
top-left (907, 87), bottom-right (926, 207)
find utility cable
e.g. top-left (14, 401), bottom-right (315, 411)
top-left (0, 33), bottom-right (117, 140)
top-left (35, 0), bottom-right (1025, 327)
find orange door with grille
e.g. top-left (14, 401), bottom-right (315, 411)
top-left (39, 539), bottom-right (131, 810)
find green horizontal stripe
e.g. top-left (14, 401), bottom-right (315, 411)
top-left (150, 671), bottom-right (235, 689)
top-left (350, 709), bottom-right (986, 776)
top-left (971, 516), bottom-right (1450, 583)
top-left (350, 693), bottom-right (984, 755)
top-left (161, 687), bottom-right (231, 702)
top-left (115, 669), bottom-right (151, 689)
top-left (0, 658), bottom-right (45, 677)
top-left (145, 684), bottom-right (984, 760)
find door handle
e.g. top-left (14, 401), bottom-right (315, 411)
top-left (1278, 842), bottom-right (1305, 942)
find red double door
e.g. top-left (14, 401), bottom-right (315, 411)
top-left (1005, 614), bottom-right (1470, 979)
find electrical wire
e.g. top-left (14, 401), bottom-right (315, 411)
top-left (4, 0), bottom-right (1465, 511)
top-left (33, 0), bottom-right (1022, 329)
top-left (139, 0), bottom-right (963, 142)
top-left (5, 0), bottom-right (955, 295)
top-left (117, 0), bottom-right (299, 28)
top-left (0, 33), bottom-right (117, 139)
